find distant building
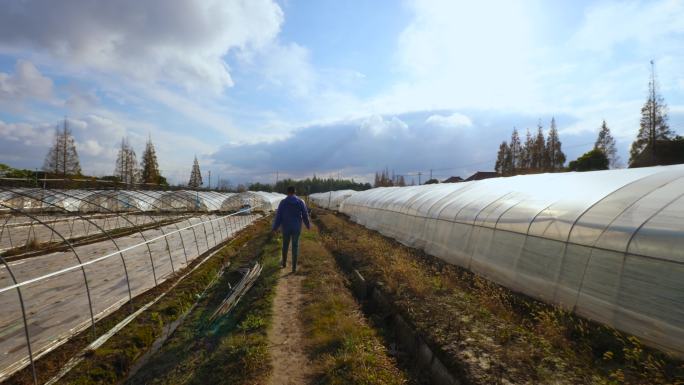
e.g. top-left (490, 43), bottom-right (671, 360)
top-left (442, 176), bottom-right (463, 183)
top-left (464, 171), bottom-right (499, 182)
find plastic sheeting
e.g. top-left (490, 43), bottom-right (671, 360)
top-left (220, 191), bottom-right (285, 212)
top-left (0, 189), bottom-right (238, 213)
top-left (339, 165), bottom-right (684, 357)
top-left (309, 190), bottom-right (358, 210)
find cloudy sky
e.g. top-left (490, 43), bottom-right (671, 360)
top-left (0, 0), bottom-right (683, 185)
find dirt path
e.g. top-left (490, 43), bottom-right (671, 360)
top-left (267, 269), bottom-right (312, 385)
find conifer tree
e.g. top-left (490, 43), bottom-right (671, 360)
top-left (521, 129), bottom-right (533, 170)
top-left (494, 141), bottom-right (509, 175)
top-left (594, 120), bottom-right (619, 168)
top-left (629, 61), bottom-right (673, 164)
top-left (115, 137), bottom-right (139, 187)
top-left (546, 118), bottom-right (566, 171)
top-left (43, 118), bottom-right (81, 177)
top-left (533, 122), bottom-right (546, 171)
top-left (188, 156), bottom-right (203, 188)
top-left (140, 135), bottom-right (161, 184)
top-left (509, 128), bottom-right (522, 173)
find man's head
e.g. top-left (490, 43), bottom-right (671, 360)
top-left (286, 186), bottom-right (295, 195)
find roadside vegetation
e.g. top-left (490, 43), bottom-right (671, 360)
top-left (126, 226), bottom-right (280, 385)
top-left (52, 219), bottom-right (272, 384)
top-left (297, 226), bottom-right (411, 385)
top-left (314, 209), bottom-right (684, 385)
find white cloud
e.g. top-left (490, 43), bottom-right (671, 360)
top-left (0, 120), bottom-right (53, 146)
top-left (0, 60), bottom-right (53, 102)
top-left (369, 0), bottom-right (538, 113)
top-left (78, 139), bottom-right (105, 157)
top-left (425, 112), bottom-right (472, 128)
top-left (359, 115), bottom-right (409, 137)
top-left (0, 0), bottom-right (284, 93)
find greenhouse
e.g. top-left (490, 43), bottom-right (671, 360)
top-left (0, 187), bottom-right (265, 380)
top-left (309, 189), bottom-right (358, 210)
top-left (339, 164), bottom-right (684, 357)
top-left (0, 189), bottom-right (240, 214)
top-left (220, 191), bottom-right (285, 212)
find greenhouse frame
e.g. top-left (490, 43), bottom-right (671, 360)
top-left (339, 165), bottom-right (684, 357)
top-left (0, 188), bottom-right (284, 381)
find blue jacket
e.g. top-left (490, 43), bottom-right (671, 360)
top-left (272, 195), bottom-right (310, 232)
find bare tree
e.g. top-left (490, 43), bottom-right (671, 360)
top-left (188, 156), bottom-right (203, 188)
top-left (43, 118), bottom-right (81, 177)
top-left (115, 137), bottom-right (139, 187)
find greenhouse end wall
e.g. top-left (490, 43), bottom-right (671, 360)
top-left (339, 165), bottom-right (684, 358)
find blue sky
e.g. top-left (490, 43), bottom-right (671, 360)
top-left (0, 0), bottom-right (683, 185)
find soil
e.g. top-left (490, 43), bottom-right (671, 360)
top-left (267, 269), bottom-right (312, 385)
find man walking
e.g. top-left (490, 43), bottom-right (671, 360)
top-left (272, 186), bottom-right (310, 272)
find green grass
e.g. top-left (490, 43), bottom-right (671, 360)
top-left (124, 227), bottom-right (281, 385)
top-left (298, 225), bottom-right (410, 385)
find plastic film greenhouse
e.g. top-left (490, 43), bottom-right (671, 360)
top-left (0, 188), bottom-right (284, 380)
top-left (309, 190), bottom-right (357, 210)
top-left (335, 165), bottom-right (684, 357)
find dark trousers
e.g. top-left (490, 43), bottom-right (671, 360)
top-left (281, 229), bottom-right (301, 271)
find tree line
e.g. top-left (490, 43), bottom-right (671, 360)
top-left (40, 121), bottom-right (213, 188)
top-left (494, 117), bottom-right (566, 176)
top-left (249, 175), bottom-right (371, 194)
top-left (493, 61), bottom-right (680, 174)
top-left (374, 168), bottom-right (407, 187)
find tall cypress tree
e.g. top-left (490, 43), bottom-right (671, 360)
top-left (629, 60), bottom-right (673, 164)
top-left (595, 120), bottom-right (619, 168)
top-left (546, 118), bottom-right (566, 171)
top-left (495, 141), bottom-right (509, 175)
top-left (522, 129), bottom-right (533, 171)
top-left (188, 156), bottom-right (203, 188)
top-left (533, 121), bottom-right (546, 171)
top-left (140, 135), bottom-right (161, 185)
top-left (509, 128), bottom-right (522, 173)
top-left (43, 117), bottom-right (81, 177)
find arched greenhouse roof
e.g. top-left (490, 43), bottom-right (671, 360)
top-left (309, 189), bottom-right (357, 210)
top-left (340, 164), bottom-right (684, 357)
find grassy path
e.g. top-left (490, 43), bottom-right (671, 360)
top-left (294, 226), bottom-right (411, 385)
top-left (267, 270), bottom-right (312, 385)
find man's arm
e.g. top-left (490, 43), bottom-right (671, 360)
top-left (272, 200), bottom-right (284, 231)
top-left (300, 199), bottom-right (311, 229)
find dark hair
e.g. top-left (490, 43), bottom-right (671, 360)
top-left (287, 186), bottom-right (296, 194)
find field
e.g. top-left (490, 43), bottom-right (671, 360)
top-left (1, 189), bottom-right (683, 385)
